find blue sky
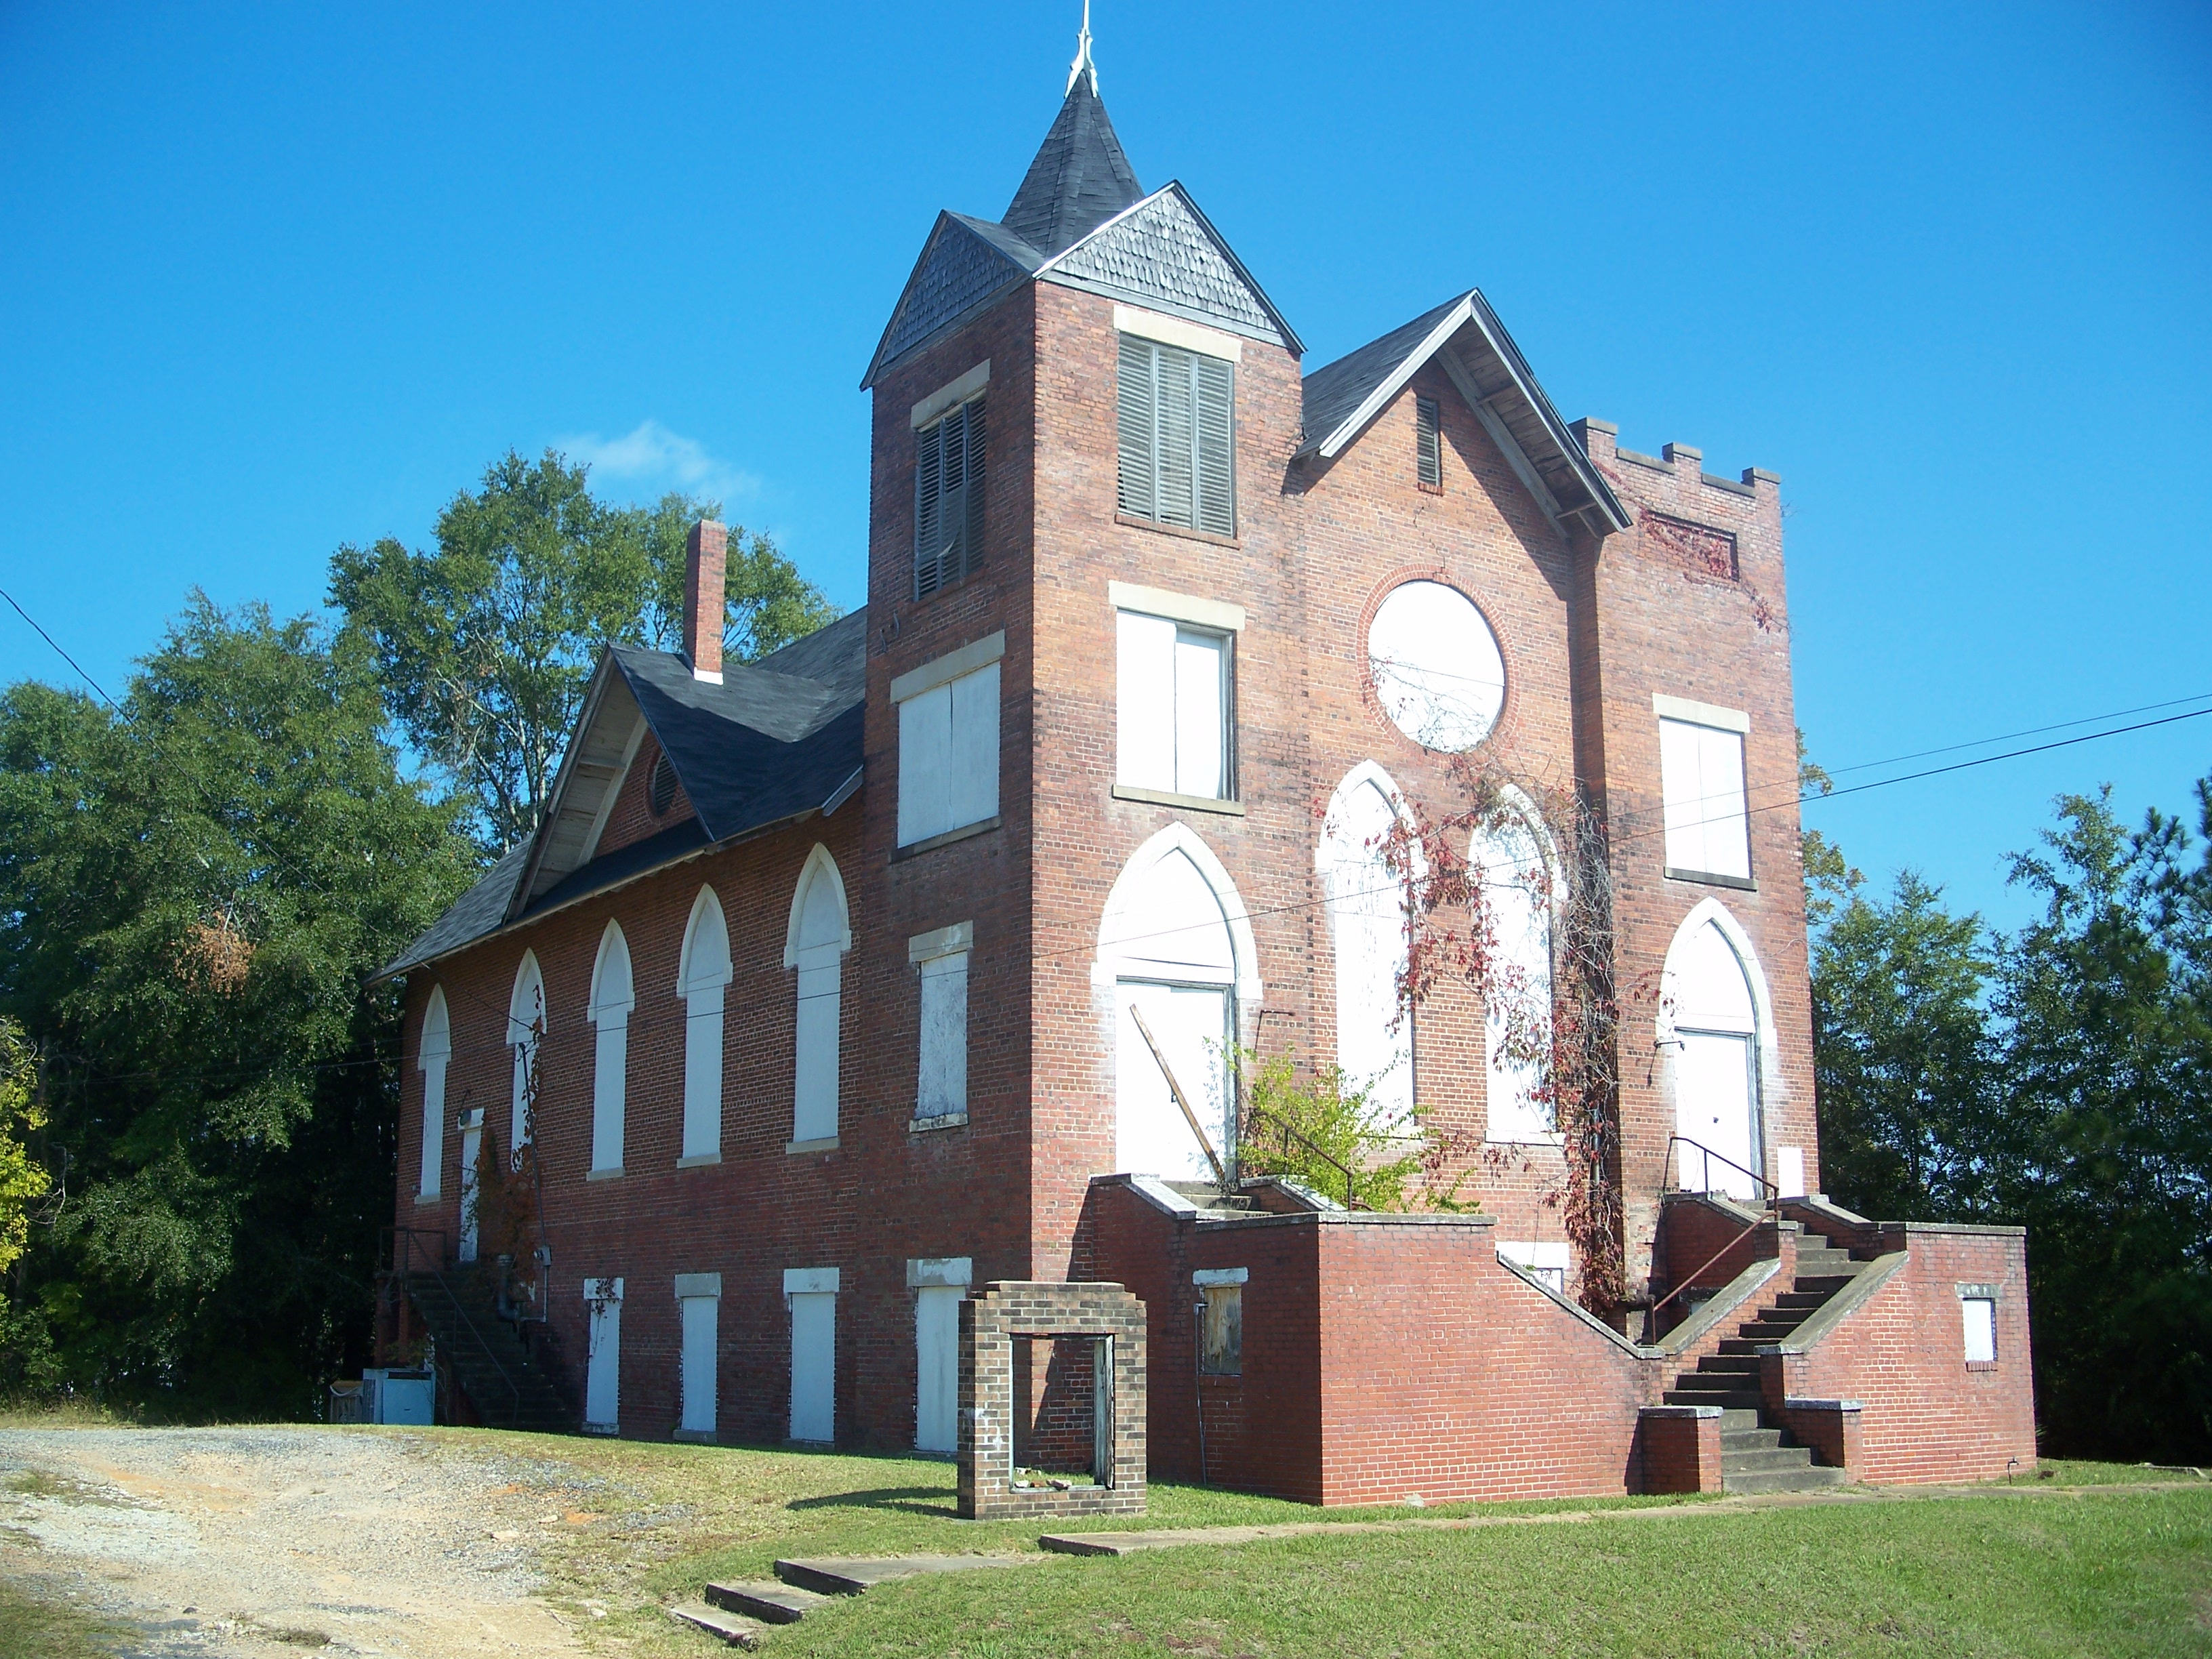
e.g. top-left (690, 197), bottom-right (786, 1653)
top-left (2, 2), bottom-right (2207, 930)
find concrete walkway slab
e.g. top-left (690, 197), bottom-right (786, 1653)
top-left (704, 1578), bottom-right (835, 1624)
top-left (668, 1602), bottom-right (766, 1649)
top-left (775, 1554), bottom-right (1044, 1597)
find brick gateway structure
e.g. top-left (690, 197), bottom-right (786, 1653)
top-left (372, 26), bottom-right (2036, 1500)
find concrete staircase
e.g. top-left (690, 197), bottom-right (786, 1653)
top-left (1662, 1232), bottom-right (1869, 1492)
top-left (403, 1267), bottom-right (574, 1434)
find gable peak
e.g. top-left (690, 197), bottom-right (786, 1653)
top-left (1004, 15), bottom-right (1142, 258)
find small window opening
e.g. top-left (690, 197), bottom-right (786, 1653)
top-left (1963, 1296), bottom-right (1997, 1365)
top-left (1010, 1335), bottom-right (1104, 1486)
top-left (916, 397), bottom-right (985, 601)
top-left (649, 753), bottom-right (678, 817)
top-left (1416, 396), bottom-right (1442, 490)
top-left (1199, 1285), bottom-right (1242, 1376)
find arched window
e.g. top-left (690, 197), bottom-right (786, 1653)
top-left (507, 951), bottom-right (546, 1159)
top-left (676, 888), bottom-right (732, 1162)
top-left (588, 921), bottom-right (634, 1174)
top-left (1317, 765), bottom-right (1417, 1126)
top-left (1471, 806), bottom-right (1557, 1144)
top-left (1097, 825), bottom-right (1261, 1178)
top-left (1662, 908), bottom-right (1765, 1198)
top-left (417, 986), bottom-right (451, 1199)
top-left (785, 846), bottom-right (851, 1147)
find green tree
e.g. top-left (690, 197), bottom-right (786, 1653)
top-left (0, 599), bottom-right (474, 1413)
top-left (0, 1019), bottom-right (50, 1299)
top-left (1996, 785), bottom-right (2212, 1461)
top-left (331, 453), bottom-right (837, 850)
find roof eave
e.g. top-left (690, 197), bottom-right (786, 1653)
top-left (505, 649), bottom-right (623, 924)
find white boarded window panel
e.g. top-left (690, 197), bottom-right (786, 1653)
top-left (678, 1294), bottom-right (718, 1437)
top-left (914, 1285), bottom-right (962, 1452)
top-left (589, 924), bottom-right (633, 1174)
top-left (1116, 980), bottom-right (1231, 1179)
top-left (1172, 630), bottom-right (1225, 798)
top-left (508, 953), bottom-right (545, 1155)
top-left (897, 681), bottom-right (954, 846)
top-left (1660, 717), bottom-right (1750, 878)
top-left (790, 1291), bottom-right (836, 1443)
top-left (1321, 779), bottom-right (1414, 1126)
top-left (1474, 817), bottom-right (1553, 1143)
top-left (917, 951), bottom-right (969, 1120)
top-left (947, 661), bottom-right (1001, 831)
top-left (678, 891), bottom-right (732, 1161)
top-left (417, 989), bottom-right (450, 1199)
top-left (1116, 612), bottom-right (1176, 791)
top-left (584, 1279), bottom-right (621, 1431)
top-left (1500, 1240), bottom-right (1569, 1294)
top-left (792, 862), bottom-right (847, 1145)
top-left (1963, 1297), bottom-right (1997, 1364)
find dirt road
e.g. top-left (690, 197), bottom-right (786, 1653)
top-left (0, 1427), bottom-right (602, 1659)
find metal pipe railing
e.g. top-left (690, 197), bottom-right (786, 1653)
top-left (1647, 1136), bottom-right (1781, 1327)
top-left (383, 1225), bottom-right (525, 1427)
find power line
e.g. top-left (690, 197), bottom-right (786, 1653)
top-left (1, 586), bottom-right (115, 707)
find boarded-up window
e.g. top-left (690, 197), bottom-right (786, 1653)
top-left (1116, 610), bottom-right (1229, 799)
top-left (1197, 1281), bottom-right (1242, 1376)
top-left (1963, 1296), bottom-right (1997, 1364)
top-left (677, 889), bottom-right (732, 1162)
top-left (916, 398), bottom-right (985, 600)
top-left (897, 662), bottom-right (1000, 846)
top-left (1416, 395), bottom-right (1442, 489)
top-left (789, 852), bottom-right (848, 1147)
top-left (417, 987), bottom-right (450, 1199)
top-left (915, 941), bottom-right (969, 1122)
top-left (584, 1277), bottom-right (622, 1432)
top-left (1660, 716), bottom-right (1750, 881)
top-left (785, 1268), bottom-right (838, 1443)
top-left (1118, 334), bottom-right (1235, 537)
top-left (676, 1279), bottom-right (719, 1438)
top-left (588, 922), bottom-right (634, 1174)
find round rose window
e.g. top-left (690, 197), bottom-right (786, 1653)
top-left (1367, 581), bottom-right (1505, 752)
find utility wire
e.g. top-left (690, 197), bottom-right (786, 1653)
top-left (2, 585), bottom-right (115, 707)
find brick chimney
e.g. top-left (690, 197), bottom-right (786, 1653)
top-left (683, 519), bottom-right (726, 684)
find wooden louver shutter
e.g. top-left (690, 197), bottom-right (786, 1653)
top-left (1117, 335), bottom-right (1156, 520)
top-left (914, 398), bottom-right (985, 600)
top-left (1416, 396), bottom-right (1442, 488)
top-left (1193, 354), bottom-right (1235, 537)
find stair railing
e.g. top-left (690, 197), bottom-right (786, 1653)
top-left (1648, 1136), bottom-right (1782, 1330)
top-left (1245, 1103), bottom-right (1366, 1211)
top-left (383, 1224), bottom-right (525, 1428)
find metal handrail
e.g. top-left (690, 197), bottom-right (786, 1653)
top-left (1244, 1103), bottom-right (1366, 1212)
top-left (1648, 1136), bottom-right (1781, 1326)
top-left (383, 1225), bottom-right (525, 1428)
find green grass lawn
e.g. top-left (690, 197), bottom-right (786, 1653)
top-left (0, 1578), bottom-right (128, 1659)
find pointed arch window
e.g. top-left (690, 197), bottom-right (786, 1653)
top-left (785, 847), bottom-right (852, 1149)
top-left (506, 952), bottom-right (546, 1160)
top-left (1662, 909), bottom-right (1765, 1199)
top-left (1472, 809), bottom-right (1558, 1144)
top-left (588, 921), bottom-right (635, 1175)
top-left (676, 889), bottom-right (733, 1164)
top-left (1317, 766), bottom-right (1417, 1126)
top-left (417, 986), bottom-right (451, 1199)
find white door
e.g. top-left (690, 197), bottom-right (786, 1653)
top-left (914, 1286), bottom-right (962, 1453)
top-left (457, 1120), bottom-right (481, 1263)
top-left (790, 1292), bottom-right (836, 1443)
top-left (1116, 981), bottom-right (1230, 1178)
top-left (678, 1295), bottom-right (718, 1437)
top-left (1676, 1030), bottom-right (1756, 1199)
top-left (585, 1283), bottom-right (621, 1431)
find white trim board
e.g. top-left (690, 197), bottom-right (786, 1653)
top-left (1108, 581), bottom-right (1245, 633)
top-left (890, 631), bottom-right (1006, 705)
top-left (1113, 303), bottom-right (1244, 363)
top-left (912, 361), bottom-right (990, 430)
top-left (1652, 693), bottom-right (1750, 733)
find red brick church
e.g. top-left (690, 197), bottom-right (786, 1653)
top-left (375, 28), bottom-right (2034, 1501)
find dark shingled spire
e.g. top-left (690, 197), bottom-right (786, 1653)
top-left (1002, 79), bottom-right (1143, 258)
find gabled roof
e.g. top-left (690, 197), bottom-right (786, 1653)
top-left (1002, 78), bottom-right (1144, 258)
top-left (861, 90), bottom-right (1299, 388)
top-left (373, 609), bottom-right (868, 981)
top-left (1299, 289), bottom-right (1629, 535)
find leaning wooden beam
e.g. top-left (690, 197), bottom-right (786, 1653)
top-left (1128, 1006), bottom-right (1228, 1187)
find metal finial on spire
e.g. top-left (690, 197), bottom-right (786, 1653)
top-left (1067, 0), bottom-right (1099, 96)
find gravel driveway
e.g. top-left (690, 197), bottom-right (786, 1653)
top-left (0, 1427), bottom-right (598, 1659)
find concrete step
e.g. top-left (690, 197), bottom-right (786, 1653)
top-left (1719, 1408), bottom-right (1762, 1431)
top-left (668, 1603), bottom-right (766, 1649)
top-left (1736, 1321), bottom-right (1809, 1343)
top-left (1721, 1428), bottom-right (1783, 1452)
top-left (1722, 1446), bottom-right (1820, 1475)
top-left (1771, 1292), bottom-right (1831, 1311)
top-left (1695, 1355), bottom-right (1761, 1376)
top-left (1717, 1338), bottom-right (1778, 1356)
top-left (1664, 1388), bottom-right (1761, 1410)
top-left (1723, 1464), bottom-right (1850, 1495)
top-left (705, 1580), bottom-right (836, 1625)
top-left (1794, 1273), bottom-right (1862, 1294)
top-left (774, 1555), bottom-right (1040, 1597)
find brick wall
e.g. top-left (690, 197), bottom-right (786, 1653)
top-left (1776, 1225), bottom-right (2036, 1483)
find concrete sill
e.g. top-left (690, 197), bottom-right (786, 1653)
top-left (1483, 1133), bottom-right (1565, 1151)
top-left (909, 1113), bottom-right (968, 1134)
top-left (893, 817), bottom-right (1000, 862)
top-left (413, 1193), bottom-right (443, 1207)
top-left (787, 1136), bottom-right (840, 1156)
top-left (587, 1167), bottom-right (624, 1182)
top-left (1965, 1360), bottom-right (2000, 1372)
top-left (581, 1422), bottom-right (620, 1436)
top-left (1114, 512), bottom-right (1239, 549)
top-left (672, 1429), bottom-right (716, 1445)
top-left (1664, 866), bottom-right (1757, 892)
top-left (1111, 785), bottom-right (1244, 816)
top-left (675, 1153), bottom-right (722, 1170)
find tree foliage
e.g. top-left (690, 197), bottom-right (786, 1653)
top-left (0, 600), bottom-right (474, 1412)
top-left (0, 1019), bottom-right (49, 1300)
top-left (330, 451), bottom-right (838, 851)
top-left (1810, 773), bottom-right (2212, 1463)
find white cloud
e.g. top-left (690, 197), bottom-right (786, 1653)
top-left (556, 420), bottom-right (760, 506)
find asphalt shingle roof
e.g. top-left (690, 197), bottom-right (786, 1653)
top-left (1002, 80), bottom-right (1144, 258)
